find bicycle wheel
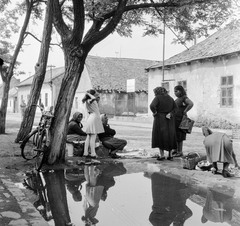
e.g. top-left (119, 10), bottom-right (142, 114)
top-left (21, 129), bottom-right (39, 160)
top-left (35, 130), bottom-right (48, 171)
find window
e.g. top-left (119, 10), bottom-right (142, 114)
top-left (39, 94), bottom-right (42, 105)
top-left (45, 93), bottom-right (48, 107)
top-left (221, 76), bottom-right (233, 107)
top-left (162, 82), bottom-right (169, 92)
top-left (75, 97), bottom-right (78, 109)
top-left (178, 80), bottom-right (187, 92)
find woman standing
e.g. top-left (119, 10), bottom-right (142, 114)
top-left (150, 87), bottom-right (177, 161)
top-left (82, 89), bottom-right (104, 158)
top-left (173, 85), bottom-right (194, 157)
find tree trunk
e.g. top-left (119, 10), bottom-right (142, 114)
top-left (48, 48), bottom-right (87, 164)
top-left (0, 0), bottom-right (33, 134)
top-left (0, 77), bottom-right (10, 134)
top-left (15, 0), bottom-right (54, 143)
top-left (43, 170), bottom-right (71, 226)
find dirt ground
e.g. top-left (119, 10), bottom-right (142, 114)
top-left (2, 114), bottom-right (240, 200)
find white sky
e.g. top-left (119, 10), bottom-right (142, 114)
top-left (17, 26), bottom-right (189, 81)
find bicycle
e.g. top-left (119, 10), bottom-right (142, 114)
top-left (20, 104), bottom-right (54, 171)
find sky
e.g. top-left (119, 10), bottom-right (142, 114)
top-left (17, 26), bottom-right (189, 81)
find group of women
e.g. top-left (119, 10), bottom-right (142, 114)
top-left (150, 85), bottom-right (240, 178)
top-left (150, 85), bottom-right (194, 161)
top-left (80, 86), bottom-right (239, 178)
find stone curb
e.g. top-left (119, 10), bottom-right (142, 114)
top-left (0, 174), bottom-right (49, 226)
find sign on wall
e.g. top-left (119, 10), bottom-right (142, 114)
top-left (127, 79), bottom-right (135, 93)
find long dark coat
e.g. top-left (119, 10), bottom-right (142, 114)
top-left (150, 94), bottom-right (177, 151)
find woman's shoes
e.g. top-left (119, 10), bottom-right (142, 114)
top-left (167, 156), bottom-right (173, 161)
top-left (222, 169), bottom-right (232, 178)
top-left (83, 154), bottom-right (97, 159)
top-left (211, 167), bottom-right (218, 175)
top-left (109, 153), bottom-right (121, 159)
top-left (157, 156), bottom-right (165, 161)
top-left (173, 153), bottom-right (183, 157)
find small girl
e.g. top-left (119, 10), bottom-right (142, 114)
top-left (82, 89), bottom-right (104, 158)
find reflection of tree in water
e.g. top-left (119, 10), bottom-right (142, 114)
top-left (43, 169), bottom-right (72, 226)
top-left (201, 188), bottom-right (234, 224)
top-left (24, 163), bottom-right (126, 226)
top-left (82, 162), bottom-right (127, 226)
top-left (149, 171), bottom-right (192, 226)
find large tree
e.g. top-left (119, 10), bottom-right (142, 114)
top-left (15, 0), bottom-right (54, 143)
top-left (46, 0), bottom-right (233, 164)
top-left (0, 0), bottom-right (43, 134)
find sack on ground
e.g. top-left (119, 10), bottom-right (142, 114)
top-left (73, 142), bottom-right (84, 157)
top-left (196, 160), bottom-right (212, 171)
top-left (179, 115), bottom-right (195, 134)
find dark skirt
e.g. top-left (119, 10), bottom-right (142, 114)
top-left (175, 117), bottom-right (187, 142)
top-left (151, 113), bottom-right (177, 151)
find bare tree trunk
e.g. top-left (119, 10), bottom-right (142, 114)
top-left (0, 76), bottom-right (10, 134)
top-left (0, 0), bottom-right (33, 134)
top-left (48, 48), bottom-right (87, 164)
top-left (15, 0), bottom-right (54, 143)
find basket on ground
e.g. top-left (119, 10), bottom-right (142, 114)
top-left (181, 152), bottom-right (206, 170)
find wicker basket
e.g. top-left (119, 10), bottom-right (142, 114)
top-left (181, 152), bottom-right (202, 170)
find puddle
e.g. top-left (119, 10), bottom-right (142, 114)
top-left (23, 162), bottom-right (240, 226)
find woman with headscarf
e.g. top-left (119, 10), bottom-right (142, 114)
top-left (202, 126), bottom-right (239, 177)
top-left (67, 112), bottom-right (87, 142)
top-left (150, 87), bottom-right (177, 161)
top-left (173, 85), bottom-right (194, 157)
top-left (82, 89), bottom-right (104, 158)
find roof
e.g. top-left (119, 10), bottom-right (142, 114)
top-left (18, 67), bottom-right (65, 87)
top-left (147, 22), bottom-right (240, 70)
top-left (18, 57), bottom-right (158, 91)
top-left (85, 56), bottom-right (157, 91)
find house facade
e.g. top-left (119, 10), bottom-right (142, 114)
top-left (16, 56), bottom-right (157, 116)
top-left (0, 76), bottom-right (20, 113)
top-left (147, 22), bottom-right (240, 125)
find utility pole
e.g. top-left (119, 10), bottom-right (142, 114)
top-left (162, 9), bottom-right (166, 82)
top-left (47, 65), bottom-right (55, 107)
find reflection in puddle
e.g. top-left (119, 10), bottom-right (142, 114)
top-left (23, 163), bottom-right (240, 226)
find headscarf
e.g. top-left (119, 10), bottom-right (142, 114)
top-left (153, 87), bottom-right (167, 96)
top-left (202, 126), bottom-right (213, 137)
top-left (100, 114), bottom-right (106, 122)
top-left (72, 112), bottom-right (83, 121)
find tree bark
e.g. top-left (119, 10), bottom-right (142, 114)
top-left (48, 46), bottom-right (87, 164)
top-left (15, 0), bottom-right (54, 143)
top-left (0, 75), bottom-right (10, 134)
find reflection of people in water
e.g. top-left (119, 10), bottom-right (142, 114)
top-left (201, 189), bottom-right (234, 224)
top-left (82, 163), bottom-right (127, 225)
top-left (65, 168), bottom-right (86, 202)
top-left (149, 171), bottom-right (192, 226)
top-left (82, 165), bottom-right (104, 225)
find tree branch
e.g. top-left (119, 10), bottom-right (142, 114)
top-left (100, 0), bottom-right (209, 21)
top-left (83, 0), bottom-right (127, 49)
top-left (24, 31), bottom-right (62, 49)
top-left (52, 0), bottom-right (70, 39)
top-left (72, 0), bottom-right (85, 43)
